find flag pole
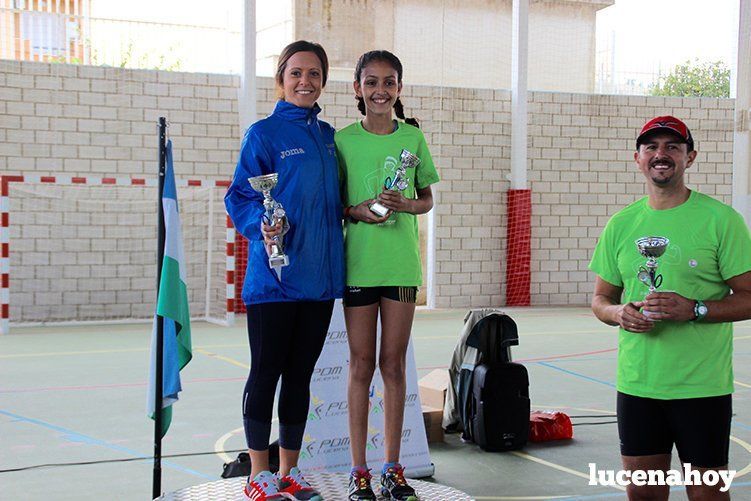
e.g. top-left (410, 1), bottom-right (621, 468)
top-left (152, 116), bottom-right (167, 500)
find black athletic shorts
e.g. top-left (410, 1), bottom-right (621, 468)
top-left (617, 391), bottom-right (732, 468)
top-left (343, 286), bottom-right (418, 307)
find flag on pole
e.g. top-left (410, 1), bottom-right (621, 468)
top-left (148, 139), bottom-right (192, 437)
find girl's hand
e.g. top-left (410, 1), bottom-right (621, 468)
top-left (350, 199), bottom-right (391, 224)
top-left (261, 221), bottom-right (282, 255)
top-left (377, 189), bottom-right (414, 213)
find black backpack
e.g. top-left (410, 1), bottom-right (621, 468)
top-left (221, 440), bottom-right (280, 478)
top-left (471, 362), bottom-right (530, 451)
top-left (458, 313), bottom-right (530, 451)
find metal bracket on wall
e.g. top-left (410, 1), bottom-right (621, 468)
top-left (737, 109), bottom-right (751, 132)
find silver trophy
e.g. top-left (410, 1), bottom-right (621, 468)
top-left (635, 236), bottom-right (669, 293)
top-left (636, 236), bottom-right (669, 319)
top-left (248, 173), bottom-right (289, 280)
top-left (369, 149), bottom-right (421, 218)
top-left (636, 237), bottom-right (670, 317)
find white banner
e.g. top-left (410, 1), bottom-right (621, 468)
top-left (297, 300), bottom-right (434, 477)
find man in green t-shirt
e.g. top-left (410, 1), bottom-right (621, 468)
top-left (590, 115), bottom-right (751, 500)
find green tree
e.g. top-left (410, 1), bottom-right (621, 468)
top-left (650, 59), bottom-right (730, 98)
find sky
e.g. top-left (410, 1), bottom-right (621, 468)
top-left (596, 0), bottom-right (739, 93)
top-left (90, 0), bottom-right (240, 27)
top-left (83, 0), bottom-right (741, 92)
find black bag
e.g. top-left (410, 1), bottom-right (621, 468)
top-left (221, 452), bottom-right (250, 478)
top-left (221, 440), bottom-right (280, 478)
top-left (466, 313), bottom-right (518, 364)
top-left (458, 313), bottom-right (519, 439)
top-left (470, 362), bottom-right (530, 451)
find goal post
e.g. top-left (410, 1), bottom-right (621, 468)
top-left (0, 175), bottom-right (235, 334)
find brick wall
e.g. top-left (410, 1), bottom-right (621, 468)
top-left (524, 93), bottom-right (733, 307)
top-left (6, 182), bottom-right (228, 324)
top-left (0, 60), bottom-right (735, 313)
top-left (0, 60), bottom-right (241, 178)
top-left (318, 84), bottom-right (734, 308)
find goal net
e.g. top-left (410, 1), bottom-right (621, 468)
top-left (2, 177), bottom-right (232, 330)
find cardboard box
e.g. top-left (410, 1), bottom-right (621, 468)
top-left (418, 368), bottom-right (449, 410)
top-left (422, 405), bottom-right (445, 443)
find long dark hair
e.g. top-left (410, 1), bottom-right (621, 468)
top-left (354, 50), bottom-right (419, 128)
top-left (275, 40), bottom-right (329, 100)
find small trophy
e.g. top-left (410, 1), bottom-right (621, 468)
top-left (248, 173), bottom-right (289, 280)
top-left (636, 236), bottom-right (669, 318)
top-left (635, 236), bottom-right (669, 292)
top-left (369, 149), bottom-right (421, 218)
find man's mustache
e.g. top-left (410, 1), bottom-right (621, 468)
top-left (649, 158), bottom-right (675, 167)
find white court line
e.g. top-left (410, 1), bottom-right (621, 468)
top-left (510, 450), bottom-right (626, 492)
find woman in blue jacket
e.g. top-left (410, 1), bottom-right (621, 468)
top-left (225, 40), bottom-right (344, 501)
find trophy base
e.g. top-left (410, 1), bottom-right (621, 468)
top-left (641, 289), bottom-right (673, 321)
top-left (269, 254), bottom-right (289, 269)
top-left (369, 201), bottom-right (389, 218)
top-left (642, 309), bottom-right (661, 321)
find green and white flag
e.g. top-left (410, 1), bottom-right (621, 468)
top-left (147, 140), bottom-right (192, 437)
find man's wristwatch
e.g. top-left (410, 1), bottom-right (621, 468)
top-left (692, 300), bottom-right (708, 321)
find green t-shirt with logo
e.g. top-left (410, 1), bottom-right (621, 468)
top-left (335, 121), bottom-right (440, 286)
top-left (589, 190), bottom-right (751, 399)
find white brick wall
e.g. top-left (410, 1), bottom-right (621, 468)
top-left (0, 60), bottom-right (735, 312)
top-left (6, 182), bottom-right (228, 324)
top-left (0, 60), bottom-right (240, 179)
top-left (524, 92), bottom-right (734, 306)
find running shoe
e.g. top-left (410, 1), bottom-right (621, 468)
top-left (243, 471), bottom-right (289, 501)
top-left (348, 467), bottom-right (377, 501)
top-left (277, 466), bottom-right (323, 500)
top-left (380, 464), bottom-right (418, 501)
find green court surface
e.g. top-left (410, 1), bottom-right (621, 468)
top-left (2, 307), bottom-right (751, 500)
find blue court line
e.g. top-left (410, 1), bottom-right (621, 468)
top-left (732, 420), bottom-right (751, 432)
top-left (541, 356), bottom-right (618, 364)
top-left (0, 409), bottom-right (215, 480)
top-left (536, 363), bottom-right (751, 432)
top-left (536, 361), bottom-right (616, 388)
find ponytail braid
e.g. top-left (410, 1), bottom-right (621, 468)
top-left (394, 98), bottom-right (419, 128)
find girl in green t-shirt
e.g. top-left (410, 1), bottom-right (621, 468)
top-left (335, 50), bottom-right (440, 501)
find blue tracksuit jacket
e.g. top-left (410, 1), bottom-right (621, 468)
top-left (225, 100), bottom-right (345, 305)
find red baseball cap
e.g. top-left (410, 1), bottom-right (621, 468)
top-left (636, 115), bottom-right (694, 152)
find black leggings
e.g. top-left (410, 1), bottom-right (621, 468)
top-left (243, 300), bottom-right (334, 451)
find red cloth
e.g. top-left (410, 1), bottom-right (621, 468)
top-left (529, 411), bottom-right (573, 442)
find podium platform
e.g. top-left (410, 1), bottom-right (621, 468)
top-left (158, 473), bottom-right (473, 500)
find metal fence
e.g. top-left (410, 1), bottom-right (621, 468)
top-left (0, 0), bottom-right (241, 73)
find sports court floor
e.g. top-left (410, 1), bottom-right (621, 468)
top-left (3, 307), bottom-right (751, 500)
